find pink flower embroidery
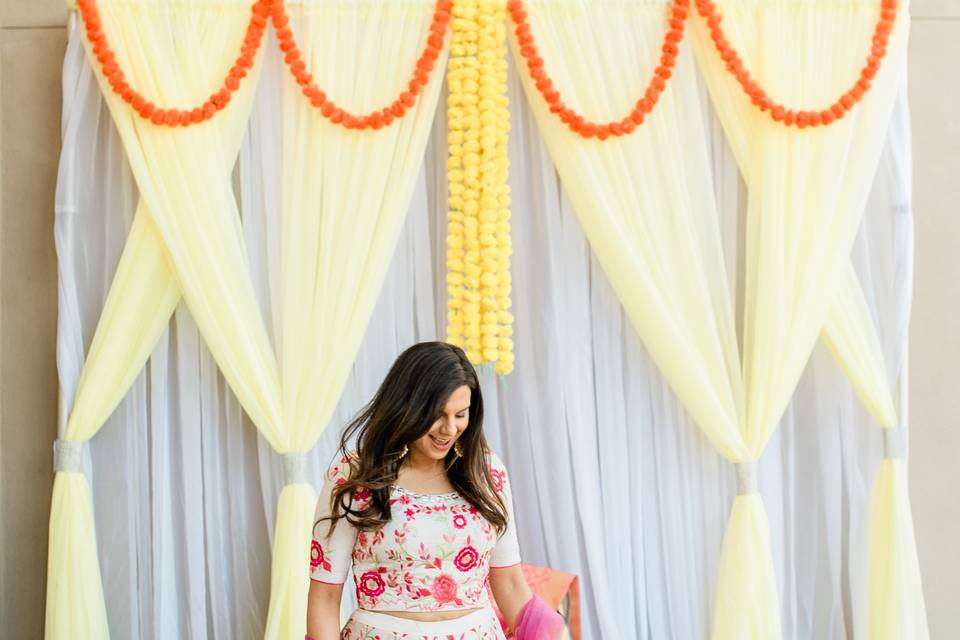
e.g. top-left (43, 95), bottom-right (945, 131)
top-left (432, 573), bottom-right (458, 604)
top-left (489, 467), bottom-right (505, 492)
top-left (310, 540), bottom-right (332, 572)
top-left (452, 514), bottom-right (467, 529)
top-left (454, 545), bottom-right (479, 572)
top-left (359, 570), bottom-right (386, 597)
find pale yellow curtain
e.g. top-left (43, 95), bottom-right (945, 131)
top-left (689, 1), bottom-right (910, 637)
top-left (516, 0), bottom-right (911, 637)
top-left (45, 2), bottom-right (260, 638)
top-left (513, 0), bottom-right (745, 461)
top-left (88, 0), bottom-right (284, 446)
top-left (822, 266), bottom-right (898, 427)
top-left (57, 1), bottom-right (447, 637)
top-left (509, 4), bottom-right (748, 636)
top-left (822, 267), bottom-right (928, 639)
top-left (48, 1), bottom-right (273, 638)
top-left (265, 2), bottom-right (447, 636)
top-left (46, 209), bottom-right (179, 639)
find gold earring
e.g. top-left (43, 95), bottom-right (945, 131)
top-left (454, 442), bottom-right (463, 458)
top-left (399, 444), bottom-right (408, 459)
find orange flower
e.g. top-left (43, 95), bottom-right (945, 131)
top-left (77, 0), bottom-right (269, 127)
top-left (694, 0), bottom-right (899, 128)
top-left (507, 0), bottom-right (686, 139)
top-left (275, 0), bottom-right (451, 129)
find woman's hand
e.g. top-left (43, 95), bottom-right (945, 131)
top-left (306, 580), bottom-right (344, 640)
top-left (489, 564), bottom-right (534, 633)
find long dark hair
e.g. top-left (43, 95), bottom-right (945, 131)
top-left (318, 342), bottom-right (507, 536)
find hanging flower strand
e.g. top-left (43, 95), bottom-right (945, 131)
top-left (694, 0), bottom-right (899, 127)
top-left (481, 0), bottom-right (514, 375)
top-left (507, 0), bottom-right (689, 140)
top-left (445, 0), bottom-right (474, 352)
top-left (446, 0), bottom-right (514, 374)
top-left (76, 0), bottom-right (270, 126)
top-left (272, 0), bottom-right (453, 129)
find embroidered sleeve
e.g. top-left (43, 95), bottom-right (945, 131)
top-left (488, 451), bottom-right (521, 568)
top-left (310, 455), bottom-right (360, 585)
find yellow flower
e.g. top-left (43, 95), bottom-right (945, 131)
top-left (446, 0), bottom-right (512, 373)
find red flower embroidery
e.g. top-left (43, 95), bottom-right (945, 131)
top-left (359, 570), bottom-right (386, 597)
top-left (489, 467), bottom-right (505, 492)
top-left (353, 488), bottom-right (371, 503)
top-left (453, 514), bottom-right (468, 529)
top-left (432, 573), bottom-right (458, 604)
top-left (454, 545), bottom-right (479, 572)
top-left (310, 540), bottom-right (331, 572)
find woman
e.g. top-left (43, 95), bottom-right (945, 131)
top-left (306, 342), bottom-right (562, 639)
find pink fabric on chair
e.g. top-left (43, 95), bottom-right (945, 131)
top-left (489, 564), bottom-right (580, 639)
top-left (513, 594), bottom-right (564, 639)
top-left (517, 564), bottom-right (580, 638)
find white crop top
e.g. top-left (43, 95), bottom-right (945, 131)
top-left (310, 450), bottom-right (521, 612)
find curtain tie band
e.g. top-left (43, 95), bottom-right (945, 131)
top-left (53, 438), bottom-right (85, 473)
top-left (283, 452), bottom-right (309, 486)
top-left (735, 460), bottom-right (758, 495)
top-left (883, 427), bottom-right (908, 460)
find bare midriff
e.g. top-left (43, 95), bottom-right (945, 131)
top-left (371, 607), bottom-right (484, 622)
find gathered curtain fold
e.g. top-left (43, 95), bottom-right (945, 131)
top-left (688, 0), bottom-right (911, 637)
top-left (819, 101), bottom-right (928, 636)
top-left (514, 0), bottom-right (911, 637)
top-left (265, 2), bottom-right (447, 637)
top-left (509, 2), bottom-right (746, 636)
top-left (46, 2), bottom-right (265, 637)
top-left (50, 1), bottom-right (446, 638)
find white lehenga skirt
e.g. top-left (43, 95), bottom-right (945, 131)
top-left (341, 607), bottom-right (508, 640)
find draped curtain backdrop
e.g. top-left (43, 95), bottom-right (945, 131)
top-left (52, 1), bottom-right (920, 638)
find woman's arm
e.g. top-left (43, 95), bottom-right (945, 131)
top-left (306, 580), bottom-right (343, 640)
top-left (489, 564), bottom-right (533, 632)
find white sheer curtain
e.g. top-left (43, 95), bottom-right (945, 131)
top-left (56, 14), bottom-right (910, 639)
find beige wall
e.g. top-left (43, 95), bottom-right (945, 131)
top-left (0, 1), bottom-right (957, 638)
top-left (0, 0), bottom-right (67, 638)
top-left (908, 2), bottom-right (960, 638)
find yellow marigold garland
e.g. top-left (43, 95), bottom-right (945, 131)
top-left (447, 0), bottom-right (513, 374)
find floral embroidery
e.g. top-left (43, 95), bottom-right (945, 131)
top-left (489, 467), bottom-right (505, 492)
top-left (359, 570), bottom-right (386, 598)
top-left (454, 545), bottom-right (479, 572)
top-left (312, 450), bottom-right (518, 614)
top-left (432, 573), bottom-right (458, 604)
top-left (340, 612), bottom-right (506, 639)
top-left (311, 540), bottom-right (331, 572)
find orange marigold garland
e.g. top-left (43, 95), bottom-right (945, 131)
top-left (695, 0), bottom-right (899, 127)
top-left (507, 0), bottom-right (689, 139)
top-left (76, 0), bottom-right (269, 126)
top-left (76, 0), bottom-right (452, 129)
top-left (273, 0), bottom-right (453, 129)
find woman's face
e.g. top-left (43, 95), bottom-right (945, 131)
top-left (410, 384), bottom-right (471, 461)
